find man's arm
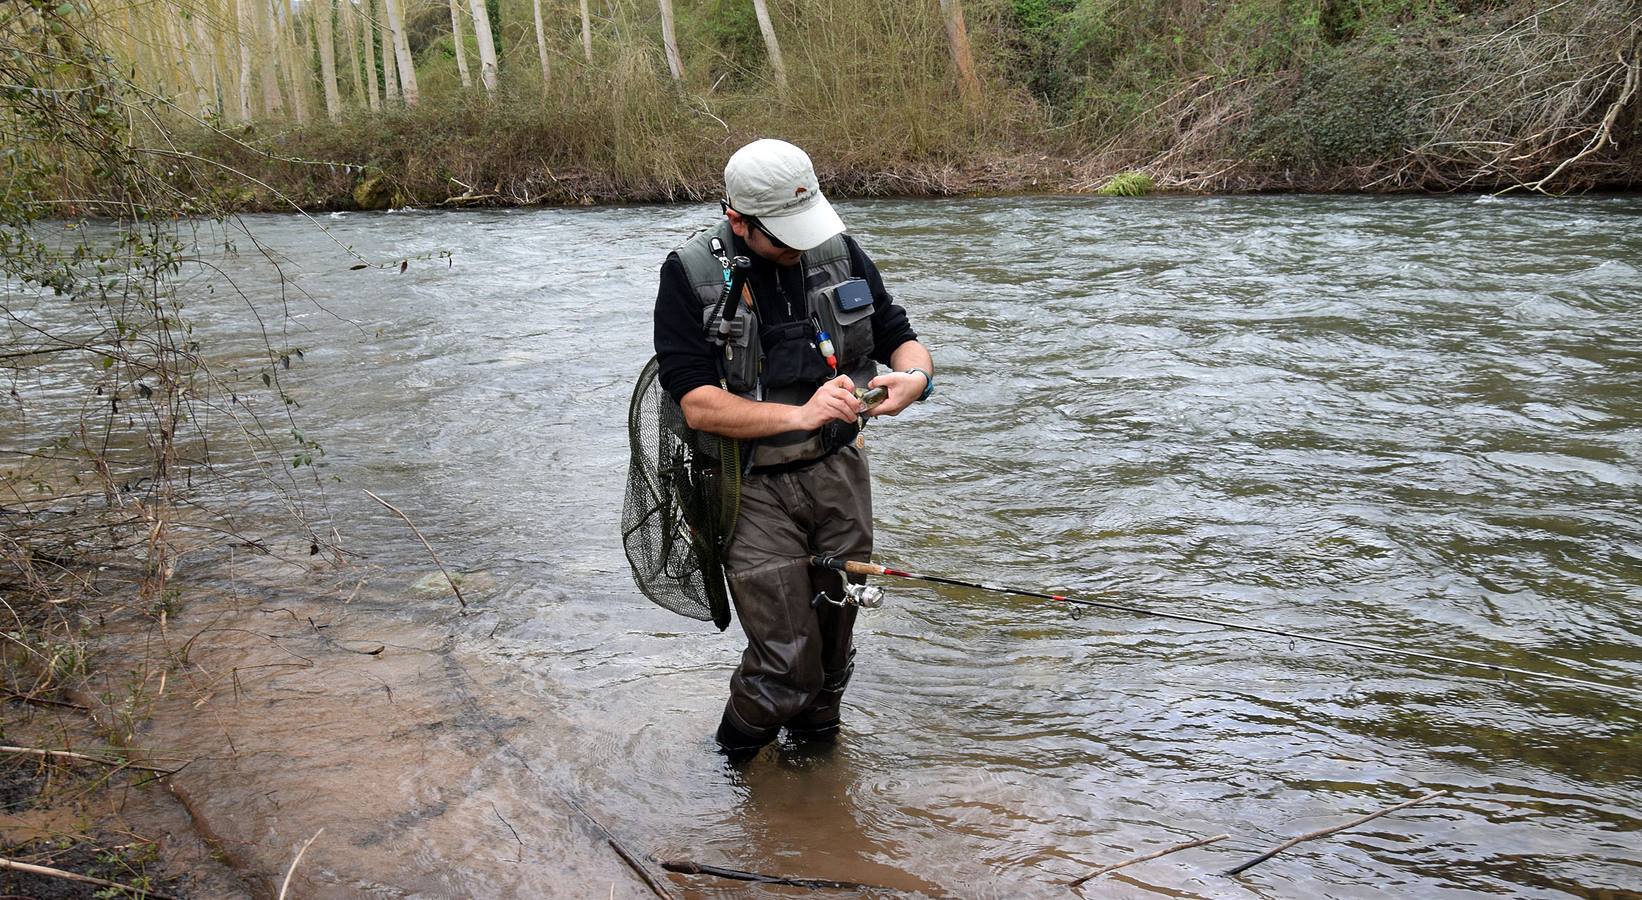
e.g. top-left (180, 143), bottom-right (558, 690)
top-left (680, 375), bottom-right (863, 438)
top-left (864, 341), bottom-right (933, 418)
top-left (654, 254), bottom-right (723, 404)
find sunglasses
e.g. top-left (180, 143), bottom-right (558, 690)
top-left (745, 215), bottom-right (791, 250)
top-left (722, 200), bottom-right (794, 250)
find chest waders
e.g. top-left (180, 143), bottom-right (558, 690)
top-left (621, 220), bottom-right (877, 632)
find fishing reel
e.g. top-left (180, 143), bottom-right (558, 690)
top-left (811, 582), bottom-right (884, 610)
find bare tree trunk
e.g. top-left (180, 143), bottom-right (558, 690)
top-left (657, 0), bottom-right (682, 81)
top-left (317, 0), bottom-right (342, 117)
top-left (379, 0), bottom-right (400, 103)
top-left (253, 0), bottom-right (284, 116)
top-left (171, 13), bottom-right (201, 109)
top-left (579, 0), bottom-right (593, 63)
top-left (937, 0), bottom-right (981, 106)
top-left (148, 11), bottom-right (184, 108)
top-left (170, 11), bottom-right (213, 115)
top-left (191, 7), bottom-right (225, 117)
top-left (201, 0), bottom-right (240, 121)
top-left (533, 0), bottom-right (551, 92)
top-left (750, 0), bottom-right (786, 93)
top-left (447, 0), bottom-right (472, 88)
top-left (383, 0), bottom-right (419, 105)
top-left (468, 0), bottom-right (499, 95)
top-left (279, 0), bottom-right (310, 123)
top-left (361, 0), bottom-right (383, 109)
top-left (341, 0), bottom-right (366, 104)
top-left (125, 5), bottom-right (156, 97)
top-left (232, 0), bottom-right (253, 120)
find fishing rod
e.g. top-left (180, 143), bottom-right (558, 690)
top-left (810, 556), bottom-right (1642, 701)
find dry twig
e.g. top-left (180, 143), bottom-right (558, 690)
top-left (1069, 832), bottom-right (1231, 888)
top-left (362, 489), bottom-right (466, 609)
top-left (278, 827), bottom-right (325, 900)
top-left (1224, 790), bottom-right (1449, 877)
top-left (658, 858), bottom-right (892, 891)
top-left (0, 744), bottom-right (173, 774)
top-left (0, 856), bottom-right (181, 900)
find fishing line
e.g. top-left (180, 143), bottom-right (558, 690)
top-left (811, 556), bottom-right (1642, 701)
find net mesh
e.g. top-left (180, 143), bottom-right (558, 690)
top-left (621, 356), bottom-right (738, 630)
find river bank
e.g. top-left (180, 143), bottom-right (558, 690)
top-left (14, 0), bottom-right (1640, 220)
top-left (172, 114), bottom-right (1642, 217)
top-left (151, 0), bottom-right (1642, 218)
top-left (2, 683), bottom-right (248, 898)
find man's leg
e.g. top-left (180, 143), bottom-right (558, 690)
top-left (720, 470), bottom-right (827, 756)
top-left (787, 447), bottom-right (873, 741)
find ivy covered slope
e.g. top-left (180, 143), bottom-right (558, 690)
top-left (1009, 0), bottom-right (1640, 191)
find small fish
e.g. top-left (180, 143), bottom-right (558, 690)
top-left (854, 386), bottom-right (888, 408)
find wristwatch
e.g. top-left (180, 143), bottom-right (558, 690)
top-left (904, 368), bottom-right (933, 402)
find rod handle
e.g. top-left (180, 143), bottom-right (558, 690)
top-left (811, 556), bottom-right (885, 577)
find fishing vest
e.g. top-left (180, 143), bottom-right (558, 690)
top-left (675, 219), bottom-right (878, 467)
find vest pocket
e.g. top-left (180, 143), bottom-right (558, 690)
top-left (814, 279), bottom-right (876, 366)
top-left (760, 319), bottom-right (833, 390)
top-left (702, 306), bottom-right (759, 392)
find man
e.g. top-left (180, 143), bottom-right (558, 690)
top-left (653, 139), bottom-right (934, 758)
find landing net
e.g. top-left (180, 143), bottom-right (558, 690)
top-left (620, 356), bottom-right (738, 630)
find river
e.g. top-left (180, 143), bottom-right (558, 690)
top-left (5, 194), bottom-right (1640, 897)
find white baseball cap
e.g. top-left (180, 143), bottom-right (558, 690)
top-left (724, 139), bottom-right (846, 251)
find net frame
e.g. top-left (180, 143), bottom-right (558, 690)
top-left (621, 356), bottom-right (738, 630)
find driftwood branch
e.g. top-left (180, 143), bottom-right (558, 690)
top-left (658, 858), bottom-right (893, 891)
top-left (1068, 832), bottom-right (1231, 888)
top-left (1, 692), bottom-right (90, 710)
top-left (1526, 49), bottom-right (1640, 192)
top-left (1224, 790), bottom-right (1450, 877)
top-left (0, 856), bottom-right (182, 900)
top-left (0, 744), bottom-right (172, 774)
top-left (564, 798), bottom-right (677, 899)
top-left (362, 489), bottom-right (466, 609)
top-left (277, 827), bottom-right (324, 900)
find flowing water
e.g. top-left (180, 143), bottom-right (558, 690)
top-left (5, 195), bottom-right (1640, 897)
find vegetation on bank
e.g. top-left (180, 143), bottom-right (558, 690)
top-left (13, 0), bottom-right (1642, 214)
top-left (4, 6), bottom-right (327, 890)
top-left (1019, 0), bottom-right (1642, 192)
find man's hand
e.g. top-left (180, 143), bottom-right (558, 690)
top-left (863, 369), bottom-right (928, 417)
top-left (793, 375), bottom-right (862, 431)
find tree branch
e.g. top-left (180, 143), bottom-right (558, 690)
top-left (1224, 790), bottom-right (1449, 877)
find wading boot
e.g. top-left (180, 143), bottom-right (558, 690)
top-left (785, 653), bottom-right (852, 744)
top-left (716, 708), bottom-right (776, 762)
top-left (784, 717), bottom-right (841, 745)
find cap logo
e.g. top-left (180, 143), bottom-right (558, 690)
top-left (794, 186), bottom-right (808, 196)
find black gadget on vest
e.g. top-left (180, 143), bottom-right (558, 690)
top-left (833, 278), bottom-right (873, 313)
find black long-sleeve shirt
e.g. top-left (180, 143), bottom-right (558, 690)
top-left (653, 230), bottom-right (918, 404)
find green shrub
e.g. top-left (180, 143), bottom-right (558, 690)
top-left (1097, 171), bottom-right (1155, 195)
